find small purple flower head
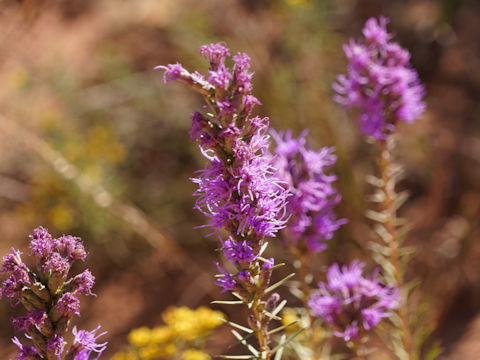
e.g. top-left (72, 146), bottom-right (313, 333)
top-left (12, 310), bottom-right (46, 332)
top-left (270, 130), bottom-right (346, 253)
top-left (333, 16), bottom-right (426, 140)
top-left (66, 270), bottom-right (95, 296)
top-left (2, 248), bottom-right (25, 273)
top-left (1, 268), bottom-right (30, 304)
top-left (12, 337), bottom-right (41, 360)
top-left (29, 226), bottom-right (53, 260)
top-left (208, 63), bottom-right (232, 89)
top-left (72, 325), bottom-right (108, 359)
top-left (215, 262), bottom-right (236, 293)
top-left (47, 334), bottom-right (65, 358)
top-left (199, 42), bottom-right (230, 66)
top-left (222, 238), bottom-right (257, 263)
top-left (42, 252), bottom-right (70, 276)
top-left (308, 261), bottom-right (399, 341)
top-left (54, 235), bottom-right (87, 262)
top-left (154, 63), bottom-right (187, 83)
top-left (55, 292), bottom-right (81, 318)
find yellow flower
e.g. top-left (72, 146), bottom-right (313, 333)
top-left (182, 349), bottom-right (212, 360)
top-left (282, 308), bottom-right (301, 333)
top-left (128, 327), bottom-right (152, 347)
top-left (110, 351), bottom-right (137, 360)
top-left (150, 326), bottom-right (173, 344)
top-left (162, 306), bottom-right (225, 341)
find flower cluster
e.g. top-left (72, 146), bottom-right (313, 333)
top-left (112, 306), bottom-right (224, 360)
top-left (333, 16), bottom-right (425, 140)
top-left (0, 226), bottom-right (106, 360)
top-left (308, 261), bottom-right (399, 341)
top-left (157, 42), bottom-right (288, 293)
top-left (158, 42), bottom-right (289, 358)
top-left (270, 130), bottom-right (346, 253)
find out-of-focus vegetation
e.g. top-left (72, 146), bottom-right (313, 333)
top-left (0, 0), bottom-right (479, 359)
top-left (112, 306), bottom-right (224, 360)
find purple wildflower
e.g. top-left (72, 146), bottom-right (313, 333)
top-left (222, 238), bottom-right (257, 263)
top-left (1, 227), bottom-right (104, 358)
top-left (11, 310), bottom-right (46, 332)
top-left (333, 16), bottom-right (425, 140)
top-left (29, 226), bottom-right (53, 260)
top-left (308, 261), bottom-right (399, 341)
top-left (55, 292), bottom-right (81, 318)
top-left (66, 270), bottom-right (95, 296)
top-left (12, 337), bottom-right (41, 360)
top-left (199, 42), bottom-right (230, 66)
top-left (47, 334), bottom-right (65, 358)
top-left (215, 262), bottom-right (236, 293)
top-left (270, 130), bottom-right (346, 253)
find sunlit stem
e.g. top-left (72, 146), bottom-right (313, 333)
top-left (376, 137), bottom-right (413, 359)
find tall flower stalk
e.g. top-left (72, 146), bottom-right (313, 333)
top-left (0, 226), bottom-right (107, 360)
top-left (157, 43), bottom-right (295, 360)
top-left (333, 16), bottom-right (426, 359)
top-left (270, 130), bottom-right (345, 302)
top-left (269, 130), bottom-right (346, 358)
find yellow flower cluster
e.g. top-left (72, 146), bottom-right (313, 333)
top-left (112, 306), bottom-right (224, 360)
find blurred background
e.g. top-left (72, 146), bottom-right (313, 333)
top-left (0, 0), bottom-right (479, 358)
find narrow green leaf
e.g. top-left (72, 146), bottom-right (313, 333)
top-left (220, 318), bottom-right (254, 334)
top-left (267, 320), bottom-right (298, 335)
top-left (265, 273), bottom-right (295, 294)
top-left (231, 330), bottom-right (259, 357)
top-left (271, 299), bottom-right (287, 317)
top-left (271, 328), bottom-right (305, 354)
top-left (212, 300), bottom-right (245, 305)
top-left (273, 335), bottom-right (286, 360)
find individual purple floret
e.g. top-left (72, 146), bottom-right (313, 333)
top-left (333, 16), bottom-right (425, 140)
top-left (68, 325), bottom-right (107, 360)
top-left (270, 130), bottom-right (346, 253)
top-left (308, 261), bottom-right (399, 341)
top-left (0, 227), bottom-right (106, 360)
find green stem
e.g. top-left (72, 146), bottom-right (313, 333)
top-left (377, 138), bottom-right (413, 359)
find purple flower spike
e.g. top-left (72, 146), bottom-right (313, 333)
top-left (270, 130), bottom-right (346, 253)
top-left (333, 16), bottom-right (425, 140)
top-left (1, 227), bottom-right (105, 359)
top-left (308, 261), bottom-right (399, 341)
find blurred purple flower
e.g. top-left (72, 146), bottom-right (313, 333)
top-left (333, 16), bottom-right (425, 140)
top-left (1, 227), bottom-right (105, 359)
top-left (270, 130), bottom-right (346, 253)
top-left (308, 261), bottom-right (399, 341)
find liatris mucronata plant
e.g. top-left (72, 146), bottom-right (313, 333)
top-left (269, 130), bottom-right (346, 358)
top-left (157, 43), bottom-right (296, 360)
top-left (333, 16), bottom-right (426, 359)
top-left (308, 261), bottom-right (399, 358)
top-left (0, 226), bottom-right (107, 360)
top-left (270, 130), bottom-right (346, 295)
